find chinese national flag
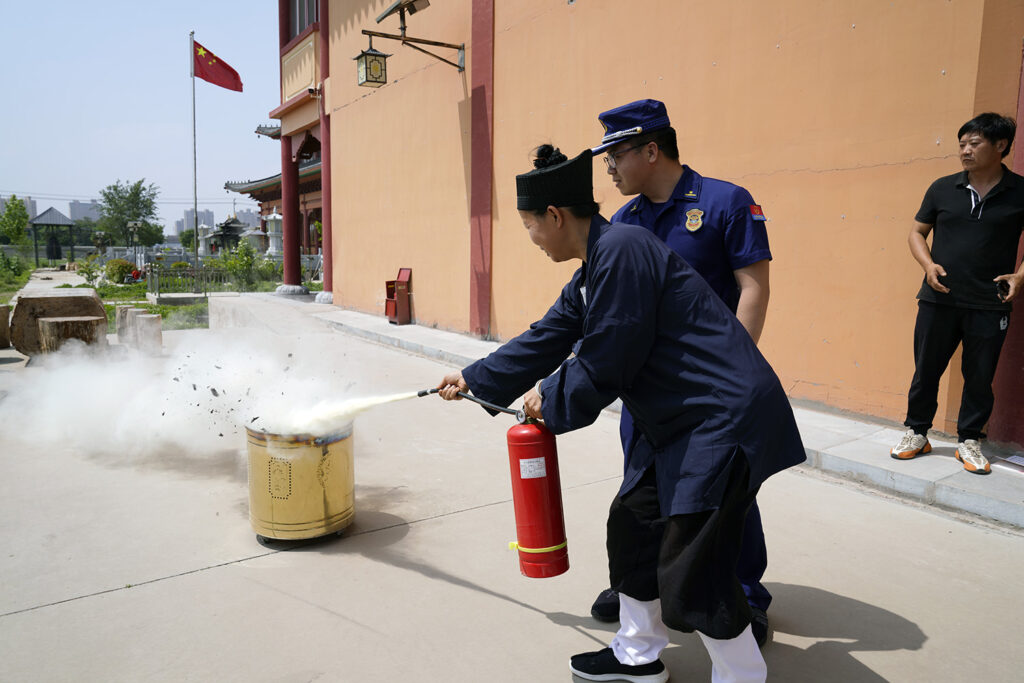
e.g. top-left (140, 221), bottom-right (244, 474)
top-left (193, 40), bottom-right (243, 92)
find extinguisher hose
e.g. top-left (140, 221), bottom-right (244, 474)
top-left (418, 388), bottom-right (527, 423)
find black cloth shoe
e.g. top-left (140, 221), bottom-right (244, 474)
top-left (569, 648), bottom-right (668, 683)
top-left (750, 607), bottom-right (770, 647)
top-left (590, 588), bottom-right (620, 622)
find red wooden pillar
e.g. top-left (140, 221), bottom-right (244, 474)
top-left (469, 0), bottom-right (494, 337)
top-left (318, 0), bottom-right (333, 302)
top-left (301, 210), bottom-right (311, 254)
top-left (278, 0), bottom-right (289, 47)
top-left (281, 134), bottom-right (301, 286)
top-left (277, 0), bottom-right (303, 290)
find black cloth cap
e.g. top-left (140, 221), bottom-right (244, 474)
top-left (516, 149), bottom-right (594, 211)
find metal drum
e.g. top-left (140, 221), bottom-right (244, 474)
top-left (245, 425), bottom-right (355, 540)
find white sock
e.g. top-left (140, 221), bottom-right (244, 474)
top-left (610, 593), bottom-right (670, 665)
top-left (697, 624), bottom-right (766, 683)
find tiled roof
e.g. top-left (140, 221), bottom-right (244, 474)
top-left (224, 160), bottom-right (321, 193)
top-left (29, 207), bottom-right (75, 227)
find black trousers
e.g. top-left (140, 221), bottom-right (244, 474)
top-left (905, 301), bottom-right (1010, 441)
top-left (606, 451), bottom-right (758, 640)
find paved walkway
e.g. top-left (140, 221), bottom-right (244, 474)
top-left (3, 288), bottom-right (1024, 682)
top-left (259, 294), bottom-right (1024, 531)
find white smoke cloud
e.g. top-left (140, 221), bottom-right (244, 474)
top-left (0, 329), bottom-right (388, 457)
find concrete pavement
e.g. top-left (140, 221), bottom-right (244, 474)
top-left (1, 289), bottom-right (1023, 682)
top-left (300, 300), bottom-right (1024, 531)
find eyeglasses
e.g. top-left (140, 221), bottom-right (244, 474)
top-left (602, 143), bottom-right (646, 169)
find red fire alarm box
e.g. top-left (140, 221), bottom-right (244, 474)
top-left (385, 268), bottom-right (412, 325)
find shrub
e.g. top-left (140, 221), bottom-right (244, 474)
top-left (0, 251), bottom-right (24, 278)
top-left (256, 257), bottom-right (281, 282)
top-left (170, 261), bottom-right (191, 270)
top-left (221, 242), bottom-right (280, 291)
top-left (221, 242), bottom-right (258, 290)
top-left (104, 258), bottom-right (137, 284)
top-left (77, 254), bottom-right (102, 286)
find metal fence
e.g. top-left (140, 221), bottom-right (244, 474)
top-left (147, 267), bottom-right (231, 296)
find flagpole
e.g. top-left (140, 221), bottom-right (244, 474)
top-left (190, 30), bottom-right (200, 290)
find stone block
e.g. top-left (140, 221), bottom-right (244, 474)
top-left (10, 289), bottom-right (106, 355)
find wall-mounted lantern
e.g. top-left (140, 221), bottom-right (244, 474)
top-left (354, 38), bottom-right (390, 88)
top-left (355, 0), bottom-right (463, 88)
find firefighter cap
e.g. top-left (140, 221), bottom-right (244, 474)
top-left (592, 99), bottom-right (672, 154)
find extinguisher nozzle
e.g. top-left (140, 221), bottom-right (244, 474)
top-left (417, 388), bottom-right (439, 397)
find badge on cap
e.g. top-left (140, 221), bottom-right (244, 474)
top-left (749, 205), bottom-right (767, 221)
top-left (685, 208), bottom-right (704, 232)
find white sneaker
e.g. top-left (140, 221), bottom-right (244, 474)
top-left (890, 429), bottom-right (931, 460)
top-left (956, 439), bottom-right (991, 474)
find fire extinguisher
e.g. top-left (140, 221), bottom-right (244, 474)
top-left (506, 419), bottom-right (569, 578)
top-left (420, 388), bottom-right (569, 578)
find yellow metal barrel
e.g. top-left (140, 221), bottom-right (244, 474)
top-left (245, 425), bottom-right (355, 540)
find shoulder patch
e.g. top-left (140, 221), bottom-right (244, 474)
top-left (749, 204), bottom-right (767, 221)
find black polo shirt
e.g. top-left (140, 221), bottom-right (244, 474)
top-left (915, 165), bottom-right (1024, 310)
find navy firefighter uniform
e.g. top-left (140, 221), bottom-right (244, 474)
top-left (461, 215), bottom-right (805, 636)
top-left (612, 164), bottom-right (775, 613)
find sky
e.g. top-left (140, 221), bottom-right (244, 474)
top-left (1, 1), bottom-right (284, 232)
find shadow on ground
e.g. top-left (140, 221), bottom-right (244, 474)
top-left (759, 582), bottom-right (926, 682)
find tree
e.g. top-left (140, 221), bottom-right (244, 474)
top-left (97, 179), bottom-right (162, 246)
top-left (72, 217), bottom-right (97, 246)
top-left (180, 228), bottom-right (196, 251)
top-left (0, 195), bottom-right (30, 245)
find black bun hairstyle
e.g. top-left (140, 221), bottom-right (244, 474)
top-left (533, 144), bottom-right (569, 169)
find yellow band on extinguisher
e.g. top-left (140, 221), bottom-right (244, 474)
top-left (508, 540), bottom-right (567, 554)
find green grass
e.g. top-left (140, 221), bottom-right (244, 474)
top-left (0, 270), bottom-right (32, 305)
top-left (55, 282), bottom-right (150, 300)
top-left (303, 280), bottom-right (324, 292)
top-left (102, 302), bottom-right (209, 333)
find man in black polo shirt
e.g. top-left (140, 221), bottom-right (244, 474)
top-left (891, 113), bottom-right (1024, 473)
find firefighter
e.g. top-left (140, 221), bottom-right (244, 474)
top-left (437, 144), bottom-right (804, 683)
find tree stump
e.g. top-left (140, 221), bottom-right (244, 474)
top-left (10, 289), bottom-right (106, 355)
top-left (115, 305), bottom-right (135, 343)
top-left (38, 316), bottom-right (108, 353)
top-left (0, 304), bottom-right (9, 349)
top-left (136, 314), bottom-right (163, 354)
top-left (125, 308), bottom-right (148, 347)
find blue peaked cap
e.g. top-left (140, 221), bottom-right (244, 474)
top-left (592, 99), bottom-right (672, 154)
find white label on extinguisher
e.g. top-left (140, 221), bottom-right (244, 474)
top-left (519, 457), bottom-right (547, 479)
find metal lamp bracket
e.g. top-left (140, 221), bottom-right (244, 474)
top-left (362, 5), bottom-right (464, 72)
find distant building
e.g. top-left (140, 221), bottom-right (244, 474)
top-left (174, 218), bottom-right (185, 234)
top-left (183, 208), bottom-right (215, 231)
top-left (69, 199), bottom-right (102, 222)
top-left (0, 195), bottom-right (37, 219)
top-left (235, 208), bottom-right (260, 227)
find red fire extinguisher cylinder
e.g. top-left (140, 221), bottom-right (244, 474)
top-left (506, 421), bottom-right (569, 578)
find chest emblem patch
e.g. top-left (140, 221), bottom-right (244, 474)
top-left (685, 208), bottom-right (704, 232)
